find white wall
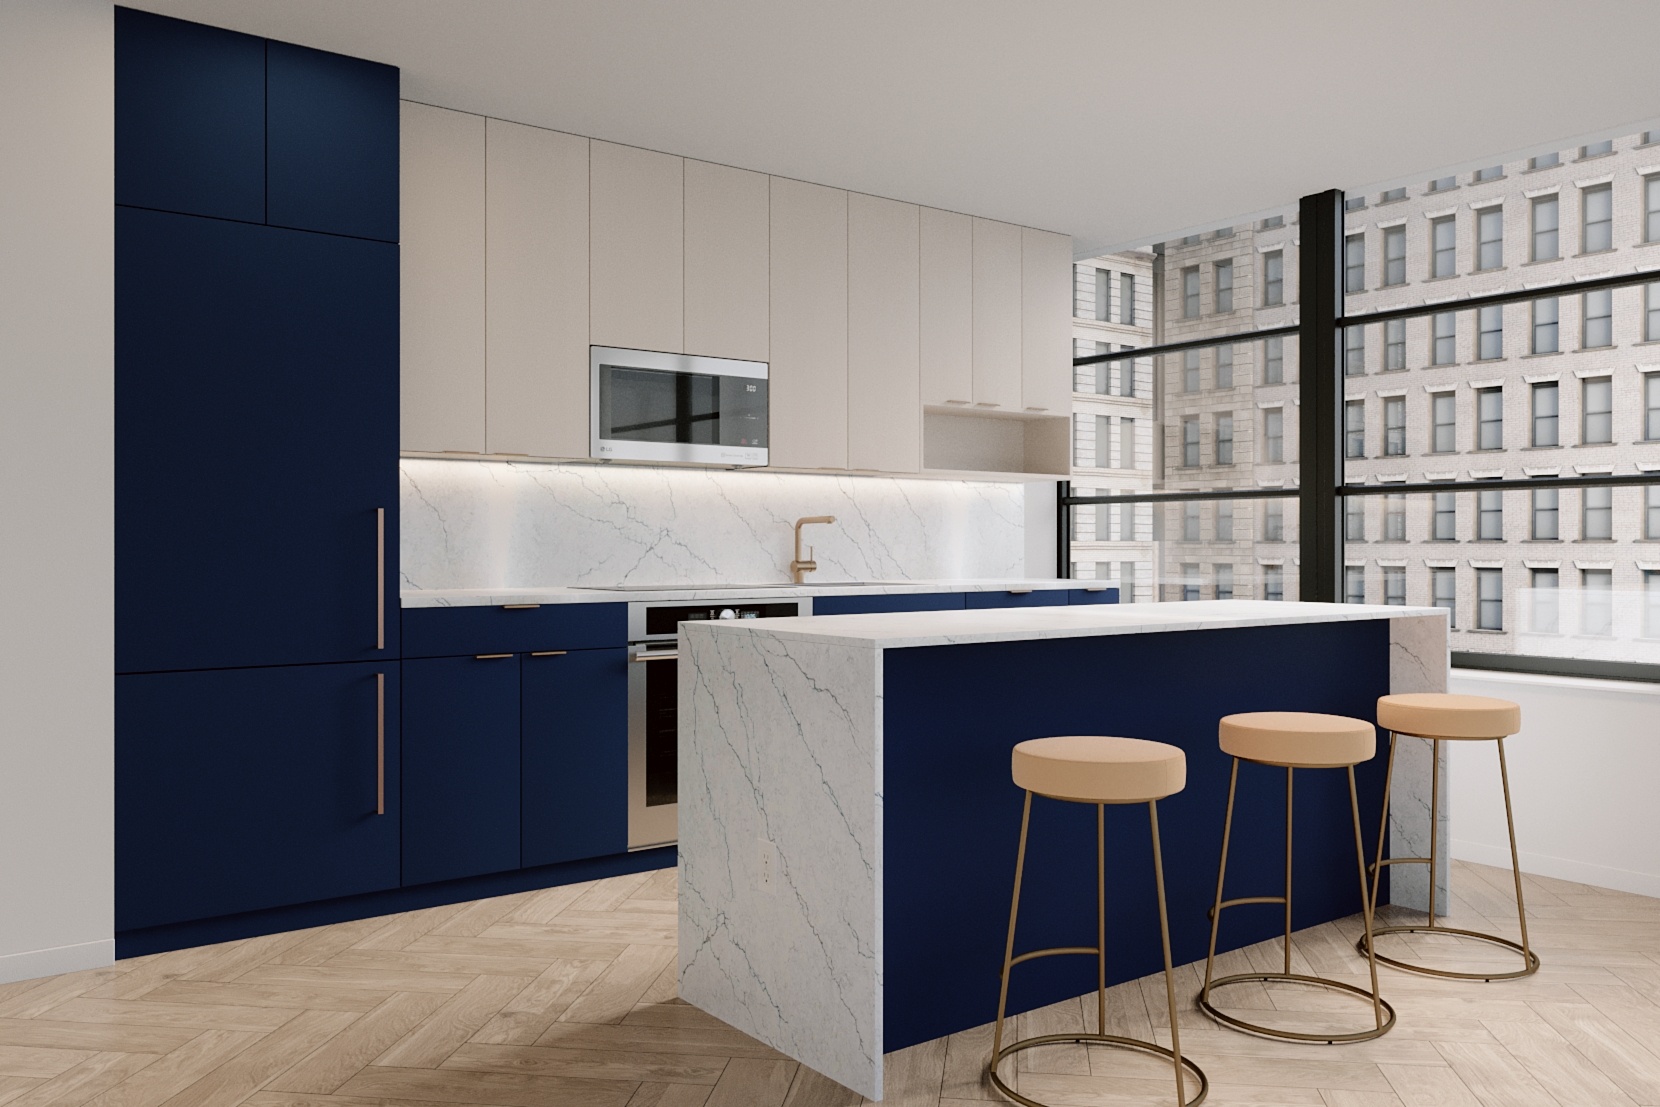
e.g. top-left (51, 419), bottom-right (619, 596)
top-left (0, 0), bottom-right (115, 981)
top-left (1449, 668), bottom-right (1660, 898)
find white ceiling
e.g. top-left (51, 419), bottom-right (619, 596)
top-left (125, 0), bottom-right (1660, 257)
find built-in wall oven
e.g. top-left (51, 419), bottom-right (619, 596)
top-left (625, 596), bottom-right (811, 849)
top-left (591, 346), bottom-right (768, 467)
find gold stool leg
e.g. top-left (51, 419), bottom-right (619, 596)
top-left (1283, 766), bottom-right (1294, 976)
top-left (1097, 803), bottom-right (1106, 1037)
top-left (1368, 732), bottom-right (1398, 921)
top-left (1428, 737), bottom-right (1440, 927)
top-left (1149, 799), bottom-right (1187, 1106)
top-left (992, 790), bottom-right (1033, 1061)
top-left (1497, 738), bottom-right (1534, 969)
top-left (1201, 758), bottom-right (1240, 1003)
top-left (1348, 765), bottom-right (1385, 1031)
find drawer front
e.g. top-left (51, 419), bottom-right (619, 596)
top-left (402, 603), bottom-right (626, 658)
top-left (1068, 587), bottom-right (1120, 605)
top-left (963, 590), bottom-right (1070, 609)
top-left (812, 592), bottom-right (967, 616)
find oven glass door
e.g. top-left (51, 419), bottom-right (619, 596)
top-left (627, 645), bottom-right (680, 850)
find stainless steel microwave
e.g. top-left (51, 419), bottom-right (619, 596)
top-left (590, 347), bottom-right (768, 466)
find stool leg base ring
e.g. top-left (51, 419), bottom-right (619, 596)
top-left (987, 1033), bottom-right (1209, 1107)
top-left (1197, 973), bottom-right (1397, 1044)
top-left (1358, 925), bottom-right (1541, 981)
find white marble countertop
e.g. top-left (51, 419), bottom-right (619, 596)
top-left (679, 599), bottom-right (1448, 650)
top-left (400, 578), bottom-right (1099, 608)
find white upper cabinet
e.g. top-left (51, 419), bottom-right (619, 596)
top-left (847, 194), bottom-right (921, 474)
top-left (485, 120), bottom-right (589, 459)
top-left (400, 102), bottom-right (486, 453)
top-left (1020, 227), bottom-right (1073, 416)
top-left (971, 217), bottom-right (1023, 411)
top-left (769, 177), bottom-right (848, 471)
top-left (684, 160), bottom-right (769, 363)
top-left (920, 207), bottom-right (973, 408)
top-left (590, 141), bottom-right (683, 354)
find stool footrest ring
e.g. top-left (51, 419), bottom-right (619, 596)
top-left (1007, 945), bottom-right (1098, 969)
top-left (1198, 973), bottom-right (1397, 1043)
top-left (988, 1032), bottom-right (1209, 1107)
top-left (1358, 925), bottom-right (1540, 981)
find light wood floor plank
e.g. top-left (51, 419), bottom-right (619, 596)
top-left (335, 1064), bottom-right (638, 1107)
top-left (0, 1045), bottom-right (97, 1079)
top-left (781, 1064), bottom-right (862, 1106)
top-left (470, 959), bottom-right (610, 1046)
top-left (0, 1017), bottom-right (199, 1054)
top-left (704, 1058), bottom-right (796, 1107)
top-left (0, 971), bottom-right (130, 1019)
top-left (429, 891), bottom-right (538, 938)
top-left (236, 963), bottom-right (475, 995)
top-left (156, 1009), bottom-right (360, 1107)
top-left (41, 999), bottom-right (301, 1034)
top-left (142, 979), bottom-right (390, 1014)
top-left (1483, 1017), bottom-right (1640, 1107)
top-left (80, 1030), bottom-right (261, 1107)
top-left (561, 945), bottom-right (679, 1026)
top-left (351, 903), bottom-right (474, 953)
top-left (1433, 1041), bottom-right (1561, 1107)
top-left (371, 974), bottom-right (535, 1069)
top-left (443, 1041), bottom-right (727, 1085)
top-left (264, 990), bottom-right (450, 1095)
top-left (627, 1082), bottom-right (713, 1107)
top-left (3, 1051), bottom-right (158, 1107)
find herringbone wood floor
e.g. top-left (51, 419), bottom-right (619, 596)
top-left (0, 860), bottom-right (1655, 1106)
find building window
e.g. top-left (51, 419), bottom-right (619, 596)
top-left (1383, 566), bottom-right (1406, 604)
top-left (1475, 165), bottom-right (1504, 182)
top-left (1647, 177), bottom-right (1660, 244)
top-left (1532, 297), bottom-right (1559, 354)
top-left (1088, 342), bottom-right (1111, 395)
top-left (1344, 400), bottom-right (1365, 459)
top-left (1531, 382), bottom-right (1559, 446)
top-left (1582, 140), bottom-right (1614, 158)
top-left (1215, 501), bottom-right (1234, 542)
top-left (1093, 269), bottom-right (1110, 321)
top-left (1477, 387), bottom-right (1504, 450)
top-left (1345, 566), bottom-right (1366, 604)
top-left (1345, 234), bottom-right (1365, 293)
top-left (1263, 336), bottom-right (1284, 383)
top-left (1383, 226), bottom-right (1406, 286)
top-left (1215, 563), bottom-right (1234, 600)
top-left (1531, 568), bottom-right (1559, 633)
top-left (1384, 396), bottom-right (1406, 456)
top-left (1648, 284), bottom-right (1660, 342)
top-left (1345, 196), bottom-right (1367, 212)
top-left (1263, 251), bottom-right (1284, 306)
top-left (1646, 572), bottom-right (1660, 638)
top-left (1650, 486), bottom-right (1660, 539)
top-left (1478, 485), bottom-right (1504, 540)
top-left (1433, 568), bottom-right (1457, 626)
top-left (1477, 568), bottom-right (1504, 630)
top-left (1182, 266), bottom-right (1200, 319)
top-left (1264, 500), bottom-right (1284, 541)
top-left (1345, 496), bottom-right (1365, 542)
top-left (1183, 349), bottom-right (1200, 392)
top-left (1382, 187), bottom-right (1407, 203)
top-left (1431, 392), bottom-right (1456, 453)
top-left (1265, 564), bottom-right (1285, 600)
top-left (1532, 487), bottom-right (1559, 540)
top-left (1583, 377), bottom-right (1612, 444)
top-left (1384, 494), bottom-right (1406, 541)
top-left (1429, 176), bottom-right (1457, 193)
top-left (1119, 417), bottom-right (1136, 469)
top-left (1583, 569), bottom-right (1613, 635)
top-left (1530, 152), bottom-right (1560, 170)
top-left (1215, 413), bottom-right (1234, 465)
top-left (1215, 344), bottom-right (1234, 389)
top-left (1181, 416), bottom-right (1199, 467)
top-left (1073, 415), bottom-right (1090, 468)
top-left (1214, 259), bottom-right (1234, 313)
top-left (1182, 501), bottom-right (1200, 541)
top-left (1583, 486), bottom-right (1613, 540)
top-left (1264, 408), bottom-right (1284, 462)
top-left (1582, 184), bottom-right (1613, 253)
top-left (1121, 274), bottom-right (1136, 325)
top-left (1477, 304), bottom-right (1504, 360)
top-left (1431, 215), bottom-right (1456, 277)
top-left (1181, 564), bottom-right (1200, 602)
top-left (1476, 207), bottom-right (1503, 270)
top-left (1648, 374), bottom-right (1660, 440)
top-left (1094, 414), bottom-right (1112, 467)
top-left (1583, 289), bottom-right (1613, 348)
top-left (1433, 491), bottom-right (1457, 540)
top-left (1531, 195), bottom-right (1560, 261)
top-left (1344, 325), bottom-right (1365, 376)
top-left (1121, 562), bottom-right (1137, 601)
top-left (1119, 351), bottom-right (1137, 399)
top-left (1385, 319), bottom-right (1406, 370)
top-left (1432, 311), bottom-right (1456, 365)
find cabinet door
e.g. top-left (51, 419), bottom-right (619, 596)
top-left (1020, 228), bottom-right (1073, 416)
top-left (522, 647), bottom-right (628, 867)
top-left (115, 7), bottom-right (265, 223)
top-left (116, 661), bottom-right (400, 932)
top-left (116, 207), bottom-right (399, 674)
top-left (848, 194), bottom-right (921, 473)
top-left (813, 592), bottom-right (965, 616)
top-left (266, 41), bottom-right (398, 242)
top-left (402, 655), bottom-right (522, 885)
top-left (590, 141), bottom-right (683, 354)
top-left (770, 177), bottom-right (848, 469)
top-left (486, 120), bottom-right (590, 458)
top-left (920, 208), bottom-right (974, 408)
top-left (685, 160), bottom-right (769, 363)
top-left (971, 218), bottom-right (1023, 410)
top-left (1068, 588), bottom-right (1120, 605)
top-left (964, 590), bottom-right (1069, 609)
top-left (401, 102), bottom-right (486, 453)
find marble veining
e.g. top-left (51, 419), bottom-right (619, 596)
top-left (399, 459), bottom-right (1026, 591)
top-left (1387, 615), bottom-right (1453, 913)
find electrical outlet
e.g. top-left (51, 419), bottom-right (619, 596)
top-left (758, 838), bottom-right (776, 886)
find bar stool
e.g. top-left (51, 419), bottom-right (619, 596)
top-left (1199, 712), bottom-right (1395, 1043)
top-left (1358, 692), bottom-right (1539, 980)
top-left (990, 736), bottom-right (1208, 1107)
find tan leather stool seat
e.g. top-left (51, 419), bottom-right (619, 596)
top-left (1378, 692), bottom-right (1520, 740)
top-left (1011, 736), bottom-right (1186, 804)
top-left (1218, 711), bottom-right (1375, 768)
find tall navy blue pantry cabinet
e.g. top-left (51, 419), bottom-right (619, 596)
top-left (114, 9), bottom-right (403, 937)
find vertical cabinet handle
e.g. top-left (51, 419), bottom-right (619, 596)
top-left (375, 671), bottom-right (385, 816)
top-left (376, 508), bottom-right (386, 650)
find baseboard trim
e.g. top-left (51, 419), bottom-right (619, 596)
top-left (0, 938), bottom-right (115, 985)
top-left (1452, 838), bottom-right (1660, 899)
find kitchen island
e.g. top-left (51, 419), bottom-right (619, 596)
top-left (677, 600), bottom-right (1449, 1098)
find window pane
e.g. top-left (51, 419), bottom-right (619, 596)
top-left (1476, 207), bottom-right (1503, 270)
top-left (1583, 377), bottom-right (1612, 443)
top-left (1531, 382), bottom-right (1558, 447)
top-left (1583, 289), bottom-right (1612, 348)
top-left (1531, 297), bottom-right (1559, 354)
top-left (1583, 185), bottom-right (1613, 252)
top-left (1532, 196), bottom-right (1559, 261)
top-left (1385, 319), bottom-right (1406, 370)
top-left (1383, 227), bottom-right (1406, 286)
top-left (1432, 311), bottom-right (1456, 365)
top-left (1431, 216), bottom-right (1456, 277)
top-left (1109, 496), bottom-right (1301, 601)
top-left (1214, 259), bottom-right (1233, 313)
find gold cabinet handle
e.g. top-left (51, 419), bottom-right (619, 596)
top-left (502, 604), bottom-right (542, 610)
top-left (474, 653), bottom-right (514, 660)
top-left (1008, 588), bottom-right (1034, 595)
top-left (376, 508), bottom-right (385, 650)
top-left (529, 650), bottom-right (567, 657)
top-left (375, 671), bottom-right (385, 815)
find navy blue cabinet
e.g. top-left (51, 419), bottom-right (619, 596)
top-left (403, 603), bottom-right (626, 659)
top-left (401, 656), bottom-right (523, 886)
top-left (115, 8), bottom-right (265, 223)
top-left (811, 592), bottom-right (967, 616)
top-left (116, 661), bottom-right (401, 932)
top-left (1068, 587), bottom-right (1120, 605)
top-left (965, 590), bottom-right (1071, 609)
top-left (522, 648), bottom-right (629, 867)
top-left (116, 208), bottom-right (399, 674)
top-left (266, 41), bottom-right (399, 242)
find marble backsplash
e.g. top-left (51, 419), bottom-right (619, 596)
top-left (399, 459), bottom-right (1028, 590)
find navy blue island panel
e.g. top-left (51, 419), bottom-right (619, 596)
top-left (880, 619), bottom-right (1391, 1051)
top-left (965, 590), bottom-right (1071, 609)
top-left (810, 592), bottom-right (967, 616)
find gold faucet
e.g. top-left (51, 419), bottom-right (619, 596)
top-left (790, 516), bottom-right (837, 583)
